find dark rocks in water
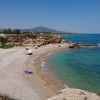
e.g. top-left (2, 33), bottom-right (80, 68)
top-left (77, 43), bottom-right (98, 46)
top-left (69, 43), bottom-right (98, 49)
top-left (69, 45), bottom-right (75, 48)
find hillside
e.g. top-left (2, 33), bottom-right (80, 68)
top-left (23, 26), bottom-right (68, 33)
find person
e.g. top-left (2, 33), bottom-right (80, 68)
top-left (26, 48), bottom-right (32, 55)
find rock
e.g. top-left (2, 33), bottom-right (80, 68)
top-left (47, 88), bottom-right (100, 100)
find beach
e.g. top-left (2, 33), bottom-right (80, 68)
top-left (0, 44), bottom-right (69, 100)
top-left (0, 43), bottom-right (100, 100)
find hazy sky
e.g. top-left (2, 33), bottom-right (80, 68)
top-left (0, 0), bottom-right (100, 33)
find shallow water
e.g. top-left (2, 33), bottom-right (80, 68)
top-left (46, 34), bottom-right (100, 93)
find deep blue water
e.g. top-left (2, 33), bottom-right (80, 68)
top-left (63, 34), bottom-right (100, 44)
top-left (46, 34), bottom-right (100, 93)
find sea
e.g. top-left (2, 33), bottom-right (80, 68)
top-left (45, 34), bottom-right (100, 93)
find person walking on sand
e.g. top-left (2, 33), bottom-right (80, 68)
top-left (26, 48), bottom-right (33, 55)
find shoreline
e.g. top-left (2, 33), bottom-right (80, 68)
top-left (0, 44), bottom-right (99, 100)
top-left (21, 43), bottom-right (70, 100)
top-left (31, 44), bottom-right (100, 100)
top-left (34, 47), bottom-right (65, 91)
top-left (33, 44), bottom-right (69, 99)
top-left (0, 44), bottom-right (69, 100)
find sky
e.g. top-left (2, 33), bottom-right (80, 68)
top-left (0, 0), bottom-right (100, 33)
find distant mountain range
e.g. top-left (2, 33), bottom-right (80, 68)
top-left (0, 26), bottom-right (71, 34)
top-left (23, 26), bottom-right (69, 33)
top-left (24, 26), bottom-right (56, 32)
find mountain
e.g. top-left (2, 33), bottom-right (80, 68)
top-left (23, 26), bottom-right (69, 33)
top-left (23, 26), bottom-right (57, 33)
top-left (0, 26), bottom-right (71, 34)
top-left (31, 26), bottom-right (57, 32)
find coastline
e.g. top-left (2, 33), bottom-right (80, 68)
top-left (0, 44), bottom-right (69, 100)
top-left (30, 44), bottom-right (100, 100)
top-left (0, 44), bottom-right (99, 100)
top-left (22, 43), bottom-right (70, 100)
top-left (34, 50), bottom-right (64, 92)
top-left (33, 44), bottom-right (69, 99)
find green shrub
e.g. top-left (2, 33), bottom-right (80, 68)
top-left (0, 44), bottom-right (14, 49)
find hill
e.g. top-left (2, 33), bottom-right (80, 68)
top-left (23, 26), bottom-right (68, 33)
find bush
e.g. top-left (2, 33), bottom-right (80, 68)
top-left (0, 44), bottom-right (14, 49)
top-left (97, 93), bottom-right (100, 96)
top-left (0, 94), bottom-right (18, 100)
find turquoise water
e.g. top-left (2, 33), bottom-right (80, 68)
top-left (46, 34), bottom-right (100, 93)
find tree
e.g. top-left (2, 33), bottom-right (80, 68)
top-left (13, 29), bottom-right (21, 34)
top-left (7, 28), bottom-right (12, 34)
top-left (3, 29), bottom-right (7, 34)
top-left (13, 29), bottom-right (22, 45)
top-left (3, 29), bottom-right (12, 34)
top-left (0, 36), bottom-right (6, 47)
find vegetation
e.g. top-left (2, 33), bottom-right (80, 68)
top-left (0, 32), bottom-right (14, 48)
top-left (3, 29), bottom-right (12, 34)
top-left (13, 29), bottom-right (21, 34)
top-left (26, 34), bottom-right (37, 39)
top-left (3, 29), bottom-right (21, 34)
top-left (0, 44), bottom-right (14, 49)
top-left (0, 28), bottom-right (62, 48)
top-left (0, 94), bottom-right (18, 100)
top-left (0, 37), bottom-right (6, 45)
top-left (97, 93), bottom-right (100, 96)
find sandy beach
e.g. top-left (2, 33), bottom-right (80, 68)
top-left (0, 44), bottom-right (69, 100)
top-left (0, 43), bottom-right (100, 100)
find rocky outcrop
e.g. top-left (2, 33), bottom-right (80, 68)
top-left (47, 88), bottom-right (100, 100)
top-left (36, 34), bottom-right (62, 46)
